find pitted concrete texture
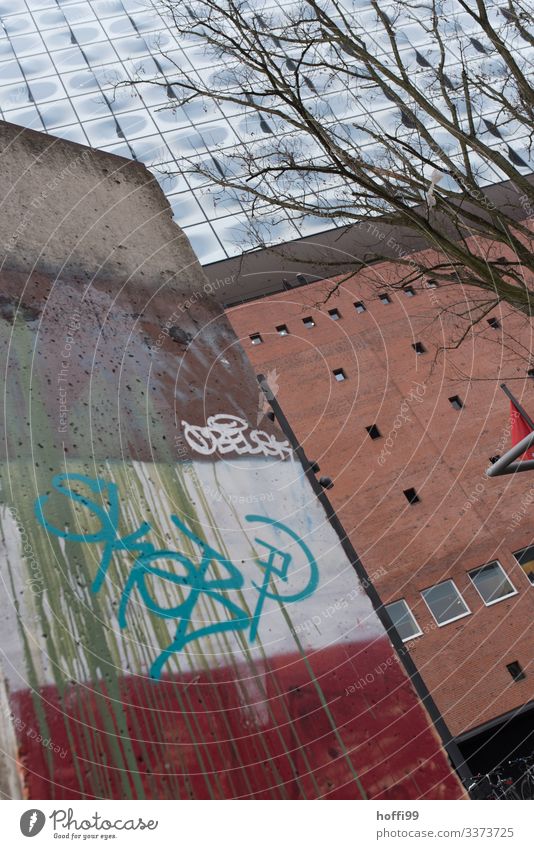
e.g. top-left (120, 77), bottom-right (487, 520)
top-left (0, 119), bottom-right (203, 296)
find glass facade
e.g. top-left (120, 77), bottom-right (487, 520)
top-left (0, 1), bottom-right (531, 264)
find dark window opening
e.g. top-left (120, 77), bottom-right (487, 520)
top-left (404, 286), bottom-right (416, 297)
top-left (449, 395), bottom-right (463, 410)
top-left (250, 333), bottom-right (263, 345)
top-left (489, 455), bottom-right (501, 464)
top-left (506, 661), bottom-right (526, 682)
top-left (379, 293), bottom-right (391, 305)
top-left (426, 279), bottom-right (439, 289)
top-left (328, 308), bottom-right (341, 320)
top-left (302, 316), bottom-right (315, 328)
top-left (487, 317), bottom-right (500, 329)
top-left (333, 368), bottom-right (346, 382)
top-left (412, 341), bottom-right (426, 354)
top-left (276, 324), bottom-right (289, 336)
top-left (354, 301), bottom-right (366, 313)
top-left (403, 487), bottom-right (420, 504)
top-left (296, 273), bottom-right (307, 285)
top-left (528, 368), bottom-right (534, 378)
top-left (366, 424), bottom-right (381, 440)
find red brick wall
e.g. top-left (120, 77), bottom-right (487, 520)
top-left (227, 267), bottom-right (534, 737)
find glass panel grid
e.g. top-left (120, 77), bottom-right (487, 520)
top-left (0, 0), bottom-right (531, 263)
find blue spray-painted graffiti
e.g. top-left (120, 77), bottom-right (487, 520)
top-left (34, 474), bottom-right (319, 679)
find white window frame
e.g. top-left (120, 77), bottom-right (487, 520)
top-left (468, 561), bottom-right (517, 607)
top-left (512, 546), bottom-right (534, 585)
top-left (421, 579), bottom-right (471, 627)
top-left (385, 599), bottom-right (423, 642)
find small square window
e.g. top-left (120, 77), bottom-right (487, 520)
top-left (250, 333), bottom-right (263, 345)
top-left (412, 341), bottom-right (426, 354)
top-left (366, 424), bottom-right (381, 440)
top-left (303, 316), bottom-right (315, 328)
top-left (354, 301), bottom-right (366, 313)
top-left (528, 368), bottom-right (534, 378)
top-left (276, 324), bottom-right (289, 336)
top-left (404, 286), bottom-right (416, 297)
top-left (328, 308), bottom-right (341, 320)
top-left (333, 368), bottom-right (346, 381)
top-left (385, 599), bottom-right (422, 642)
top-left (489, 455), bottom-right (501, 464)
top-left (403, 487), bottom-right (419, 504)
top-left (426, 279), bottom-right (439, 289)
top-left (513, 545), bottom-right (534, 584)
top-left (487, 317), bottom-right (500, 329)
top-left (468, 561), bottom-right (516, 606)
top-left (449, 395), bottom-right (463, 410)
top-left (379, 293), bottom-right (391, 305)
top-left (507, 661), bottom-right (526, 682)
top-left (422, 580), bottom-right (470, 626)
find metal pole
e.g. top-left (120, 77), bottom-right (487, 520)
top-left (500, 382), bottom-right (534, 430)
top-left (486, 430), bottom-right (534, 476)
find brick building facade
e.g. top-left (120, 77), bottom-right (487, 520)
top-left (227, 262), bottom-right (534, 766)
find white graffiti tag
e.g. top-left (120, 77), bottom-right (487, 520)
top-left (182, 414), bottom-right (292, 460)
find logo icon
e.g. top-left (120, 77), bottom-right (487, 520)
top-left (20, 810), bottom-right (46, 837)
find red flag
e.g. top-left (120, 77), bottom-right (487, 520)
top-left (510, 400), bottom-right (534, 460)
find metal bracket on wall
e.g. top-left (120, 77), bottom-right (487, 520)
top-left (487, 384), bottom-right (534, 477)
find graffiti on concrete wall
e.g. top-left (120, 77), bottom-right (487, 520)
top-left (182, 414), bottom-right (292, 459)
top-left (34, 473), bottom-right (319, 679)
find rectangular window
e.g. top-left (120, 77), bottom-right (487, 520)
top-left (385, 599), bottom-right (422, 642)
top-left (404, 286), bottom-right (416, 297)
top-left (513, 545), bottom-right (534, 584)
top-left (379, 293), bottom-right (391, 305)
top-left (403, 487), bottom-right (419, 504)
top-left (449, 395), bottom-right (463, 410)
top-left (412, 342), bottom-right (426, 354)
top-left (468, 561), bottom-right (516, 606)
top-left (422, 580), bottom-right (470, 626)
top-left (487, 317), bottom-right (500, 329)
top-left (366, 424), bottom-right (381, 440)
top-left (303, 316), bottom-right (315, 328)
top-left (426, 279), bottom-right (438, 289)
top-left (250, 333), bottom-right (263, 345)
top-left (354, 301), bottom-right (366, 313)
top-left (507, 661), bottom-right (526, 682)
top-left (328, 308), bottom-right (341, 320)
top-left (276, 324), bottom-right (289, 336)
top-left (528, 368), bottom-right (534, 378)
top-left (333, 368), bottom-right (346, 381)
